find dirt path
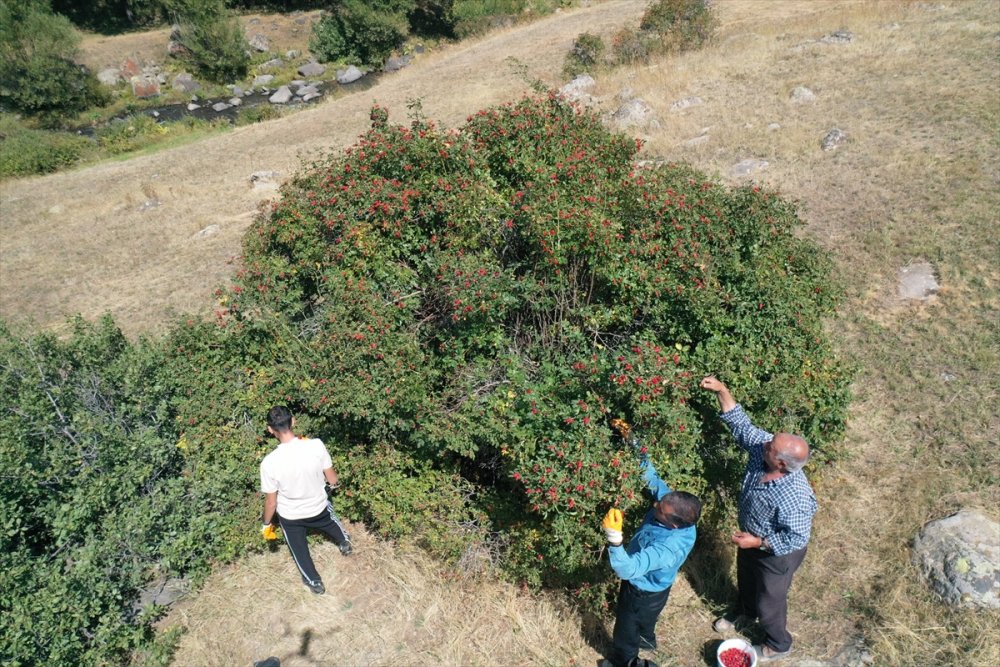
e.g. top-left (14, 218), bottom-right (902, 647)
top-left (0, 1), bottom-right (647, 338)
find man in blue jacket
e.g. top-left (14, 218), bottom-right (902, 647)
top-left (600, 422), bottom-right (702, 667)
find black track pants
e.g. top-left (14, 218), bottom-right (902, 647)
top-left (278, 502), bottom-right (350, 587)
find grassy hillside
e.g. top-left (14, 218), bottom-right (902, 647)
top-left (2, 1), bottom-right (997, 666)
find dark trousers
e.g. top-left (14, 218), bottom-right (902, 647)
top-left (278, 502), bottom-right (349, 587)
top-left (736, 546), bottom-right (807, 653)
top-left (607, 580), bottom-right (672, 667)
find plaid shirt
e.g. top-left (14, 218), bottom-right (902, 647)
top-left (719, 404), bottom-right (817, 556)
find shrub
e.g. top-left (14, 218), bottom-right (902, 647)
top-left (0, 0), bottom-right (108, 118)
top-left (96, 114), bottom-right (165, 154)
top-left (408, 0), bottom-right (458, 38)
top-left (610, 26), bottom-right (654, 65)
top-left (310, 0), bottom-right (412, 67)
top-left (639, 0), bottom-right (716, 54)
top-left (172, 0), bottom-right (250, 83)
top-left (235, 103), bottom-right (283, 126)
top-left (563, 31), bottom-right (605, 78)
top-left (0, 115), bottom-right (91, 178)
top-left (220, 95), bottom-right (852, 595)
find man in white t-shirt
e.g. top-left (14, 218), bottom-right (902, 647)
top-left (260, 406), bottom-right (352, 595)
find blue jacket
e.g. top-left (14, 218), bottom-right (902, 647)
top-left (608, 458), bottom-right (697, 592)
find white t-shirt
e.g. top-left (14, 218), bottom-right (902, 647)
top-left (259, 437), bottom-right (332, 520)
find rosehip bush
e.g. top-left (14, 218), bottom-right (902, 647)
top-left (219, 93), bottom-right (852, 592)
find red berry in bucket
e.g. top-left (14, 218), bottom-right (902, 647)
top-left (720, 647), bottom-right (753, 667)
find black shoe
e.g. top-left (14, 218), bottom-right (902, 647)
top-left (339, 541), bottom-right (353, 556)
top-left (306, 580), bottom-right (325, 595)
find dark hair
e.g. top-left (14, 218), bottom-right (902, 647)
top-left (663, 491), bottom-right (702, 527)
top-left (266, 406), bottom-right (293, 432)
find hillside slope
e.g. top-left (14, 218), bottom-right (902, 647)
top-left (0, 1), bottom-right (648, 337)
top-left (3, 2), bottom-right (997, 666)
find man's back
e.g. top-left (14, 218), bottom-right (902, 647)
top-left (260, 437), bottom-right (331, 520)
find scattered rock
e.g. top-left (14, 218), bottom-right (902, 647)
top-left (187, 103), bottom-right (201, 111)
top-left (730, 158), bottom-right (769, 178)
top-left (296, 84), bottom-right (319, 97)
top-left (192, 225), bottom-right (220, 239)
top-left (384, 55), bottom-right (412, 72)
top-left (559, 74), bottom-right (596, 103)
top-left (252, 74), bottom-right (275, 87)
top-left (228, 97), bottom-right (242, 106)
top-left (98, 68), bottom-right (122, 86)
top-left (172, 72), bottom-right (200, 94)
top-left (821, 128), bottom-right (848, 151)
top-left (268, 86), bottom-right (293, 104)
top-left (336, 65), bottom-right (365, 84)
top-left (821, 29), bottom-right (855, 43)
top-left (897, 260), bottom-right (939, 300)
top-left (250, 171), bottom-right (281, 190)
top-left (131, 75), bottom-right (161, 99)
top-left (682, 134), bottom-right (709, 147)
top-left (138, 198), bottom-right (161, 212)
top-left (669, 96), bottom-right (704, 112)
top-left (248, 33), bottom-right (270, 52)
top-left (790, 85), bottom-right (816, 103)
top-left (133, 576), bottom-right (189, 614)
top-left (286, 49), bottom-right (301, 59)
top-left (298, 61), bottom-right (326, 77)
top-left (912, 509), bottom-right (1000, 609)
top-left (120, 56), bottom-right (142, 79)
top-left (167, 39), bottom-right (188, 57)
top-left (610, 98), bottom-right (655, 129)
top-left (212, 102), bottom-right (232, 112)
top-left (767, 123), bottom-right (781, 131)
top-left (260, 58), bottom-right (284, 70)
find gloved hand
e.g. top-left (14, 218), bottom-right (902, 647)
top-left (602, 508), bottom-right (624, 546)
top-left (261, 523), bottom-right (277, 541)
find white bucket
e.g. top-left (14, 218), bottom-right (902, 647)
top-left (717, 638), bottom-right (757, 667)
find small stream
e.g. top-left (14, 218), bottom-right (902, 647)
top-left (73, 73), bottom-right (381, 137)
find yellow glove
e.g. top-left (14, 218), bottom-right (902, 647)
top-left (261, 523), bottom-right (277, 541)
top-left (602, 508), bottom-right (623, 546)
top-left (610, 418), bottom-right (632, 441)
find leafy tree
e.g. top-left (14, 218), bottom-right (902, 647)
top-left (639, 0), bottom-right (716, 53)
top-left (221, 95), bottom-right (852, 595)
top-left (0, 0), bottom-right (107, 118)
top-left (564, 31), bottom-right (605, 77)
top-left (310, 0), bottom-right (413, 67)
top-left (171, 0), bottom-right (249, 83)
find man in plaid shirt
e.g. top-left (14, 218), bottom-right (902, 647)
top-left (700, 376), bottom-right (817, 663)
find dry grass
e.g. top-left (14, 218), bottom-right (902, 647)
top-left (4, 1), bottom-right (999, 666)
top-left (163, 522), bottom-right (605, 667)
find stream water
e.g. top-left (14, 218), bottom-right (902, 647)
top-left (73, 73), bottom-right (381, 137)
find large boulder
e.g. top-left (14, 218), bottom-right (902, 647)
top-left (912, 509), bottom-right (1000, 609)
top-left (298, 61), bottom-right (326, 77)
top-left (336, 65), bottom-right (365, 84)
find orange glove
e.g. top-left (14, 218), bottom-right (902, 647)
top-left (602, 508), bottom-right (624, 546)
top-left (261, 523), bottom-right (277, 541)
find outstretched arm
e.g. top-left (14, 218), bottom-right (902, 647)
top-left (699, 376), bottom-right (772, 451)
top-left (699, 376), bottom-right (737, 413)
